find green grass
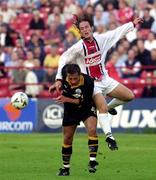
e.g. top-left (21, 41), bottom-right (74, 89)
top-left (0, 133), bottom-right (156, 180)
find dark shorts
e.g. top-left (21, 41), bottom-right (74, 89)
top-left (62, 111), bottom-right (97, 127)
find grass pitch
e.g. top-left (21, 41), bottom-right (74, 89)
top-left (0, 133), bottom-right (156, 180)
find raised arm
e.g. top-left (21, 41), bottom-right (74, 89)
top-left (56, 43), bottom-right (81, 80)
top-left (100, 17), bottom-right (143, 51)
top-left (49, 42), bottom-right (82, 93)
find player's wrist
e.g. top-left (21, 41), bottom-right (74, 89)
top-left (56, 79), bottom-right (63, 82)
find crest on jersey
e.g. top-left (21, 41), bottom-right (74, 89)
top-left (73, 88), bottom-right (81, 98)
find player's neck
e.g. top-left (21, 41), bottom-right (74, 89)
top-left (82, 36), bottom-right (93, 43)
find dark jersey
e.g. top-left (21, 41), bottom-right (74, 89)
top-left (62, 73), bottom-right (96, 126)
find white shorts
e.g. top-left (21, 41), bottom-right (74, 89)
top-left (93, 75), bottom-right (119, 96)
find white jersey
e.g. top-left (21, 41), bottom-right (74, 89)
top-left (56, 22), bottom-right (134, 80)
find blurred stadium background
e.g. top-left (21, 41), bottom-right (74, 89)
top-left (0, 0), bottom-right (156, 179)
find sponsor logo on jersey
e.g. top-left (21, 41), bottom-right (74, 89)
top-left (85, 54), bottom-right (101, 65)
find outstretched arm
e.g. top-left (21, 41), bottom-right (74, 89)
top-left (100, 17), bottom-right (143, 51)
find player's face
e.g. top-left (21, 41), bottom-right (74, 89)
top-left (67, 73), bottom-right (80, 86)
top-left (79, 21), bottom-right (93, 40)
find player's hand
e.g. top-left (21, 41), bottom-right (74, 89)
top-left (55, 80), bottom-right (62, 92)
top-left (49, 84), bottom-right (56, 93)
top-left (133, 17), bottom-right (144, 26)
top-left (49, 80), bottom-right (62, 93)
top-left (54, 95), bottom-right (67, 104)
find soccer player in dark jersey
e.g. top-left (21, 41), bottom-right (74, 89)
top-left (50, 64), bottom-right (98, 176)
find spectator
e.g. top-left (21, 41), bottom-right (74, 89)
top-left (29, 10), bottom-right (45, 30)
top-left (136, 39), bottom-right (151, 67)
top-left (24, 63), bottom-right (40, 97)
top-left (106, 52), bottom-right (121, 81)
top-left (33, 58), bottom-right (45, 83)
top-left (115, 44), bottom-right (127, 69)
top-left (63, 0), bottom-right (77, 22)
top-left (142, 49), bottom-right (156, 97)
top-left (108, 13), bottom-right (119, 28)
top-left (26, 33), bottom-right (44, 52)
top-left (33, 46), bottom-right (45, 66)
top-left (76, 5), bottom-right (84, 17)
top-left (6, 51), bottom-right (25, 90)
top-left (85, 4), bottom-right (94, 19)
top-left (13, 38), bottom-right (26, 58)
top-left (93, 4), bottom-right (109, 29)
top-left (0, 1), bottom-right (16, 23)
top-left (0, 24), bottom-right (14, 46)
top-left (23, 50), bottom-right (40, 72)
top-left (106, 2), bottom-right (118, 18)
top-left (63, 31), bottom-right (77, 51)
top-left (43, 67), bottom-right (57, 90)
top-left (140, 8), bottom-right (154, 30)
top-left (43, 21), bottom-right (63, 46)
top-left (144, 32), bottom-right (156, 51)
top-left (140, 8), bottom-right (154, 39)
top-left (43, 44), bottom-right (60, 68)
top-left (52, 14), bottom-right (66, 40)
top-left (121, 49), bottom-right (141, 79)
top-left (47, 5), bottom-right (65, 25)
top-left (117, 1), bottom-right (134, 24)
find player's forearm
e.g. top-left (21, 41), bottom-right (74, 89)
top-left (55, 46), bottom-right (78, 80)
top-left (114, 22), bottom-right (134, 39)
top-left (55, 57), bottom-right (65, 80)
top-left (65, 97), bottom-right (80, 104)
top-left (102, 22), bottom-right (134, 51)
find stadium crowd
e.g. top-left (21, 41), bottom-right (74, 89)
top-left (0, 0), bottom-right (156, 97)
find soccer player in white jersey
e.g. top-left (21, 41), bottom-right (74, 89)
top-left (50, 14), bottom-right (143, 150)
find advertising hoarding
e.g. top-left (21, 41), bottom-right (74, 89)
top-left (0, 98), bottom-right (37, 133)
top-left (37, 98), bottom-right (156, 133)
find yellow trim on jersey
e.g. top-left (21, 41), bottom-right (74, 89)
top-left (66, 74), bottom-right (84, 88)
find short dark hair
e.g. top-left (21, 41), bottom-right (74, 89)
top-left (61, 64), bottom-right (81, 80)
top-left (73, 14), bottom-right (94, 29)
top-left (67, 64), bottom-right (81, 74)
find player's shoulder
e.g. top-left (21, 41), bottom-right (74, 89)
top-left (93, 33), bottom-right (107, 42)
top-left (82, 73), bottom-right (94, 83)
top-left (71, 39), bottom-right (84, 49)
